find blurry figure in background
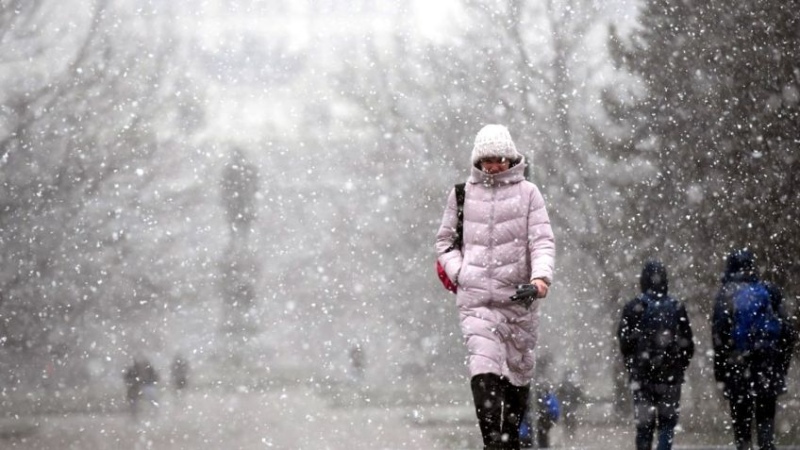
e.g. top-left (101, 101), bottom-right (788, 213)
top-left (436, 124), bottom-right (555, 450)
top-left (557, 369), bottom-right (584, 441)
top-left (171, 353), bottom-right (190, 393)
top-left (534, 382), bottom-right (560, 448)
top-left (518, 406), bottom-right (535, 448)
top-left (124, 356), bottom-right (160, 418)
top-left (618, 260), bottom-right (694, 450)
top-left (712, 249), bottom-right (797, 450)
top-left (520, 354), bottom-right (559, 448)
top-left (349, 342), bottom-right (366, 384)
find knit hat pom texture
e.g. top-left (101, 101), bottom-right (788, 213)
top-left (471, 124), bottom-right (521, 165)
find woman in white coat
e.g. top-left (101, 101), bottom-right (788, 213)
top-left (436, 124), bottom-right (555, 449)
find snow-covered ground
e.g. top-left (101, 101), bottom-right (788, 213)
top-left (1, 384), bottom-right (473, 450)
top-left (3, 383), bottom-right (798, 449)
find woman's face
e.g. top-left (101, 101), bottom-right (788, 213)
top-left (480, 157), bottom-right (510, 174)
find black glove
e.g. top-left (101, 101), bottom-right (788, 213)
top-left (510, 284), bottom-right (538, 309)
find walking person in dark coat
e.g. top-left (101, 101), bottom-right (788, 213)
top-left (171, 353), bottom-right (190, 393)
top-left (712, 249), bottom-right (797, 450)
top-left (124, 356), bottom-right (160, 418)
top-left (556, 369), bottom-right (584, 442)
top-left (533, 381), bottom-right (560, 448)
top-left (618, 260), bottom-right (694, 450)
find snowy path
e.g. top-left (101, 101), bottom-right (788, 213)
top-left (2, 385), bottom-right (448, 450)
top-left (3, 384), bottom-right (799, 449)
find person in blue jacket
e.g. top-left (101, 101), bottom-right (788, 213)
top-left (712, 249), bottom-right (797, 450)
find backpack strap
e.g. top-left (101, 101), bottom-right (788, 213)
top-left (633, 293), bottom-right (649, 318)
top-left (444, 183), bottom-right (466, 253)
top-left (453, 183), bottom-right (466, 249)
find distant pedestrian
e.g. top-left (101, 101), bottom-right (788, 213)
top-left (171, 353), bottom-right (190, 392)
top-left (618, 260), bottom-right (694, 450)
top-left (534, 382), bottom-right (560, 448)
top-left (349, 342), bottom-right (366, 383)
top-left (435, 124), bottom-right (555, 450)
top-left (124, 356), bottom-right (160, 418)
top-left (557, 369), bottom-right (584, 441)
top-left (712, 249), bottom-right (797, 450)
top-left (520, 354), bottom-right (556, 448)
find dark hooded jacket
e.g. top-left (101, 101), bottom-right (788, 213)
top-left (617, 261), bottom-right (694, 385)
top-left (712, 250), bottom-right (797, 396)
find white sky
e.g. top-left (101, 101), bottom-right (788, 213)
top-left (411, 0), bottom-right (460, 41)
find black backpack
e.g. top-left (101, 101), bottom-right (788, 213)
top-left (636, 294), bottom-right (683, 382)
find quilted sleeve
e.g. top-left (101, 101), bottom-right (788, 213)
top-left (527, 184), bottom-right (555, 284)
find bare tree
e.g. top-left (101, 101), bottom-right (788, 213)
top-left (0, 0), bottom-right (205, 385)
top-left (219, 148), bottom-right (260, 337)
top-left (321, 0), bottom-right (626, 379)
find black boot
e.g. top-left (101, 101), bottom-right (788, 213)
top-left (471, 373), bottom-right (505, 448)
top-left (501, 380), bottom-right (530, 450)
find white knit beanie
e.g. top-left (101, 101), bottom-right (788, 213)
top-left (471, 124), bottom-right (522, 166)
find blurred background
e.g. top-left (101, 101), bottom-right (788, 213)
top-left (1, 0), bottom-right (798, 447)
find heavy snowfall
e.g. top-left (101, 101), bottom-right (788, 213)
top-left (1, 0), bottom-right (798, 449)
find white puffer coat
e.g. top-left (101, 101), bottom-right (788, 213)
top-left (435, 160), bottom-right (555, 386)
